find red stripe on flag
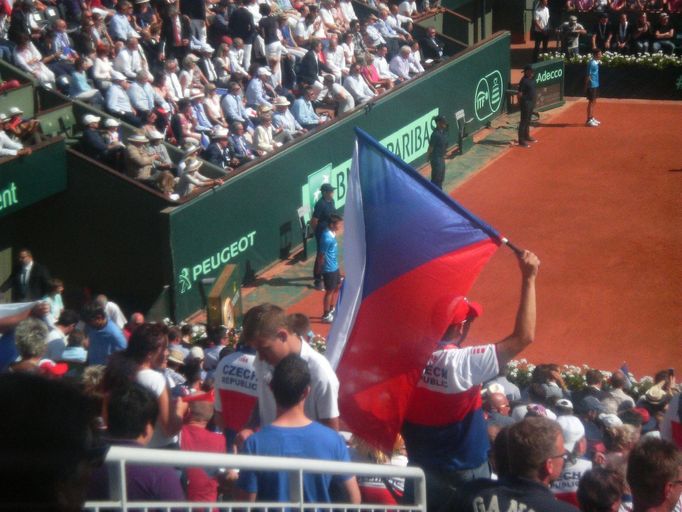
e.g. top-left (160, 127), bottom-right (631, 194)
top-left (218, 389), bottom-right (257, 432)
top-left (336, 239), bottom-right (498, 453)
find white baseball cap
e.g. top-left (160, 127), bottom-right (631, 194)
top-left (557, 415), bottom-right (585, 452)
top-left (82, 114), bottom-right (101, 125)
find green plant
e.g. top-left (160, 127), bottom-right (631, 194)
top-left (540, 51), bottom-right (682, 69)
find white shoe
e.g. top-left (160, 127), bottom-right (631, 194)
top-left (593, 118), bottom-right (601, 125)
top-left (321, 312), bottom-right (334, 323)
top-left (587, 119), bottom-right (598, 127)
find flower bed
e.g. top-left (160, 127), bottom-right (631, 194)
top-left (506, 358), bottom-right (655, 399)
top-left (540, 51), bottom-right (682, 100)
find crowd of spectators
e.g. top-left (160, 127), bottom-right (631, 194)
top-left (532, 0), bottom-right (681, 61)
top-left (0, 0), bottom-right (447, 197)
top-left (0, 247), bottom-right (680, 511)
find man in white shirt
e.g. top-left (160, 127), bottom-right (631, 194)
top-left (323, 74), bottom-right (354, 113)
top-left (532, 0), bottom-right (551, 62)
top-left (338, 0), bottom-right (357, 24)
top-left (408, 42), bottom-right (425, 74)
top-left (96, 294), bottom-right (127, 330)
top-left (163, 59), bottom-right (183, 102)
top-left (237, 304), bottom-right (340, 444)
top-left (399, 0), bottom-right (418, 17)
top-left (323, 34), bottom-right (348, 82)
top-left (389, 45), bottom-right (412, 81)
top-left (114, 37), bottom-right (147, 80)
top-left (343, 63), bottom-right (375, 104)
top-left (106, 71), bottom-right (143, 127)
top-left (387, 4), bottom-right (413, 41)
top-left (229, 38), bottom-right (250, 81)
top-left (45, 310), bottom-right (79, 362)
top-left (374, 44), bottom-right (399, 81)
top-left (319, 0), bottom-right (343, 34)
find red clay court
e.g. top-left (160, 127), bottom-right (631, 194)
top-left (282, 99), bottom-right (681, 377)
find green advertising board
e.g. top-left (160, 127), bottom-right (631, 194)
top-left (531, 58), bottom-right (565, 111)
top-left (0, 139), bottom-right (67, 219)
top-left (168, 33), bottom-right (511, 319)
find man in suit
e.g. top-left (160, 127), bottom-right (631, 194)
top-left (161, 7), bottom-right (191, 62)
top-left (297, 39), bottom-right (332, 87)
top-left (228, 0), bottom-right (257, 72)
top-left (203, 128), bottom-right (238, 171)
top-left (1, 249), bottom-right (51, 301)
top-left (420, 27), bottom-right (444, 62)
top-left (228, 121), bottom-right (256, 166)
top-left (80, 114), bottom-right (124, 167)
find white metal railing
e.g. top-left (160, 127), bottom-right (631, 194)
top-left (84, 445), bottom-right (427, 512)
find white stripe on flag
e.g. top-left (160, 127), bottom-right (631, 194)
top-left (326, 140), bottom-right (366, 370)
top-left (0, 302), bottom-right (39, 320)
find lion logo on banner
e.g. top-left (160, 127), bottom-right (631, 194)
top-left (178, 268), bottom-right (192, 294)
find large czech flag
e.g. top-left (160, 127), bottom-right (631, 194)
top-left (326, 128), bottom-right (501, 452)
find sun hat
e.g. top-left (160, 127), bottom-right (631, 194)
top-left (128, 134), bottom-right (149, 143)
top-left (211, 127), bottom-right (229, 139)
top-left (273, 96), bottom-right (290, 106)
top-left (167, 349), bottom-right (186, 365)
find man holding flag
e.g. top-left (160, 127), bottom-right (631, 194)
top-left (325, 128), bottom-right (539, 511)
top-left (402, 249), bottom-right (539, 511)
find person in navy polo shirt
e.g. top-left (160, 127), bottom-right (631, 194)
top-left (402, 249), bottom-right (540, 512)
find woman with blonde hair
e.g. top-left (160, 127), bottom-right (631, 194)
top-left (349, 434), bottom-right (408, 505)
top-left (213, 42), bottom-right (232, 87)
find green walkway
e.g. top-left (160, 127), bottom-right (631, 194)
top-left (242, 112), bottom-right (523, 311)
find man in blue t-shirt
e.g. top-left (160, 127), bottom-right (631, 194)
top-left (317, 214), bottom-right (343, 324)
top-left (82, 301), bottom-right (127, 365)
top-left (585, 49), bottom-right (602, 127)
top-left (237, 354), bottom-right (360, 506)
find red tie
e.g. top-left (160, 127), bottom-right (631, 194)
top-left (174, 17), bottom-right (182, 45)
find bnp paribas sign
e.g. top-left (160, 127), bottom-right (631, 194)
top-left (300, 108), bottom-right (440, 216)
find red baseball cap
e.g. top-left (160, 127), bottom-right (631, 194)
top-left (450, 297), bottom-right (483, 325)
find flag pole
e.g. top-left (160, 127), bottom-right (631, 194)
top-left (500, 237), bottom-right (524, 257)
